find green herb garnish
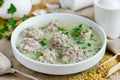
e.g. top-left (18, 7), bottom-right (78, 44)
top-left (8, 18), bottom-right (17, 30)
top-left (66, 44), bottom-right (73, 48)
top-left (7, 3), bottom-right (17, 15)
top-left (76, 40), bottom-right (84, 44)
top-left (49, 48), bottom-right (52, 51)
top-left (72, 24), bottom-right (83, 38)
top-left (22, 15), bottom-right (30, 21)
top-left (0, 0), bottom-right (4, 7)
top-left (3, 23), bottom-right (9, 31)
top-left (0, 28), bottom-right (4, 33)
top-left (91, 34), bottom-right (94, 37)
top-left (58, 27), bottom-right (69, 37)
top-left (39, 39), bottom-right (47, 46)
top-left (0, 33), bottom-right (3, 39)
top-left (6, 34), bottom-right (11, 40)
top-left (87, 43), bottom-right (92, 47)
top-left (34, 51), bottom-right (41, 58)
top-left (61, 60), bottom-right (69, 64)
top-left (90, 27), bottom-right (92, 29)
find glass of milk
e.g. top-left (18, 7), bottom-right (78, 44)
top-left (94, 0), bottom-right (120, 39)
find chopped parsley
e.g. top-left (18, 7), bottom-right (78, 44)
top-left (3, 23), bottom-right (9, 31)
top-left (0, 23), bottom-right (8, 33)
top-left (0, 33), bottom-right (3, 39)
top-left (22, 15), bottom-right (30, 21)
top-left (58, 27), bottom-right (69, 38)
top-left (0, 0), bottom-right (4, 7)
top-left (6, 34), bottom-right (11, 40)
top-left (72, 24), bottom-right (83, 38)
top-left (8, 18), bottom-right (17, 30)
top-left (7, 3), bottom-right (17, 15)
top-left (76, 40), bottom-right (84, 44)
top-left (90, 27), bottom-right (92, 29)
top-left (91, 34), bottom-right (94, 37)
top-left (61, 60), bottom-right (69, 64)
top-left (39, 39), bottom-right (47, 46)
top-left (49, 48), bottom-right (52, 51)
top-left (66, 44), bottom-right (73, 48)
top-left (34, 51), bottom-right (41, 58)
top-left (87, 43), bottom-right (92, 47)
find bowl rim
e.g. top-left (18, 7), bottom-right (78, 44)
top-left (11, 13), bottom-right (107, 67)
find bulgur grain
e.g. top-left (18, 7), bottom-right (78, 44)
top-left (68, 53), bottom-right (119, 80)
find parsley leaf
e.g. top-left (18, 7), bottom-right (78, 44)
top-left (0, 33), bottom-right (3, 39)
top-left (8, 18), bottom-right (17, 30)
top-left (39, 39), bottom-right (47, 46)
top-left (0, 29), bottom-right (4, 33)
top-left (0, 0), bottom-right (4, 7)
top-left (3, 23), bottom-right (9, 31)
top-left (0, 23), bottom-right (9, 33)
top-left (22, 15), bottom-right (30, 21)
top-left (87, 43), bottom-right (92, 47)
top-left (58, 27), bottom-right (69, 38)
top-left (34, 51), bottom-right (41, 58)
top-left (72, 24), bottom-right (83, 38)
top-left (6, 34), bottom-right (11, 40)
top-left (76, 40), bottom-right (84, 44)
top-left (7, 3), bottom-right (17, 15)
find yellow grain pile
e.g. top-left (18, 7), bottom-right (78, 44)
top-left (68, 53), bottom-right (119, 80)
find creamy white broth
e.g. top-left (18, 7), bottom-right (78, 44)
top-left (17, 20), bottom-right (102, 64)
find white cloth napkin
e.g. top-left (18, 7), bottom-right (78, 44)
top-left (59, 0), bottom-right (94, 11)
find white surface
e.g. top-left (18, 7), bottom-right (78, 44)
top-left (32, 9), bottom-right (47, 16)
top-left (98, 0), bottom-right (120, 9)
top-left (0, 0), bottom-right (32, 19)
top-left (59, 0), bottom-right (93, 11)
top-left (11, 13), bottom-right (107, 75)
top-left (94, 0), bottom-right (120, 39)
top-left (30, 0), bottom-right (41, 5)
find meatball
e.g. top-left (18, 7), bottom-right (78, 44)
top-left (50, 32), bottom-right (69, 50)
top-left (62, 46), bottom-right (83, 63)
top-left (43, 21), bottom-right (61, 32)
top-left (18, 38), bottom-right (40, 54)
top-left (23, 27), bottom-right (44, 40)
top-left (38, 49), bottom-right (56, 64)
top-left (79, 25), bottom-right (92, 42)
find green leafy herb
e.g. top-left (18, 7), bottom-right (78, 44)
top-left (87, 50), bottom-right (92, 52)
top-left (58, 27), bottom-right (69, 37)
top-left (6, 34), bottom-right (11, 40)
top-left (0, 0), bottom-right (4, 7)
top-left (66, 44), bottom-right (73, 48)
top-left (91, 34), bottom-right (94, 37)
top-left (22, 15), bottom-right (30, 21)
top-left (0, 33), bottom-right (3, 39)
top-left (58, 27), bottom-right (66, 32)
top-left (72, 24), bottom-right (83, 38)
top-left (76, 40), bottom-right (84, 44)
top-left (0, 23), bottom-right (9, 34)
top-left (0, 29), bottom-right (4, 33)
top-left (90, 27), bottom-right (92, 29)
top-left (34, 51), bottom-right (41, 58)
top-left (87, 43), bottom-right (92, 47)
top-left (3, 23), bottom-right (9, 31)
top-left (49, 48), bottom-right (52, 51)
top-left (7, 3), bottom-right (17, 15)
top-left (61, 60), bottom-right (69, 64)
top-left (39, 39), bottom-right (47, 46)
top-left (8, 18), bottom-right (17, 30)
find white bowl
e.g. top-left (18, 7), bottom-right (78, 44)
top-left (11, 13), bottom-right (107, 75)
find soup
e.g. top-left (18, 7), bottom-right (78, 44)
top-left (17, 20), bottom-right (102, 64)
